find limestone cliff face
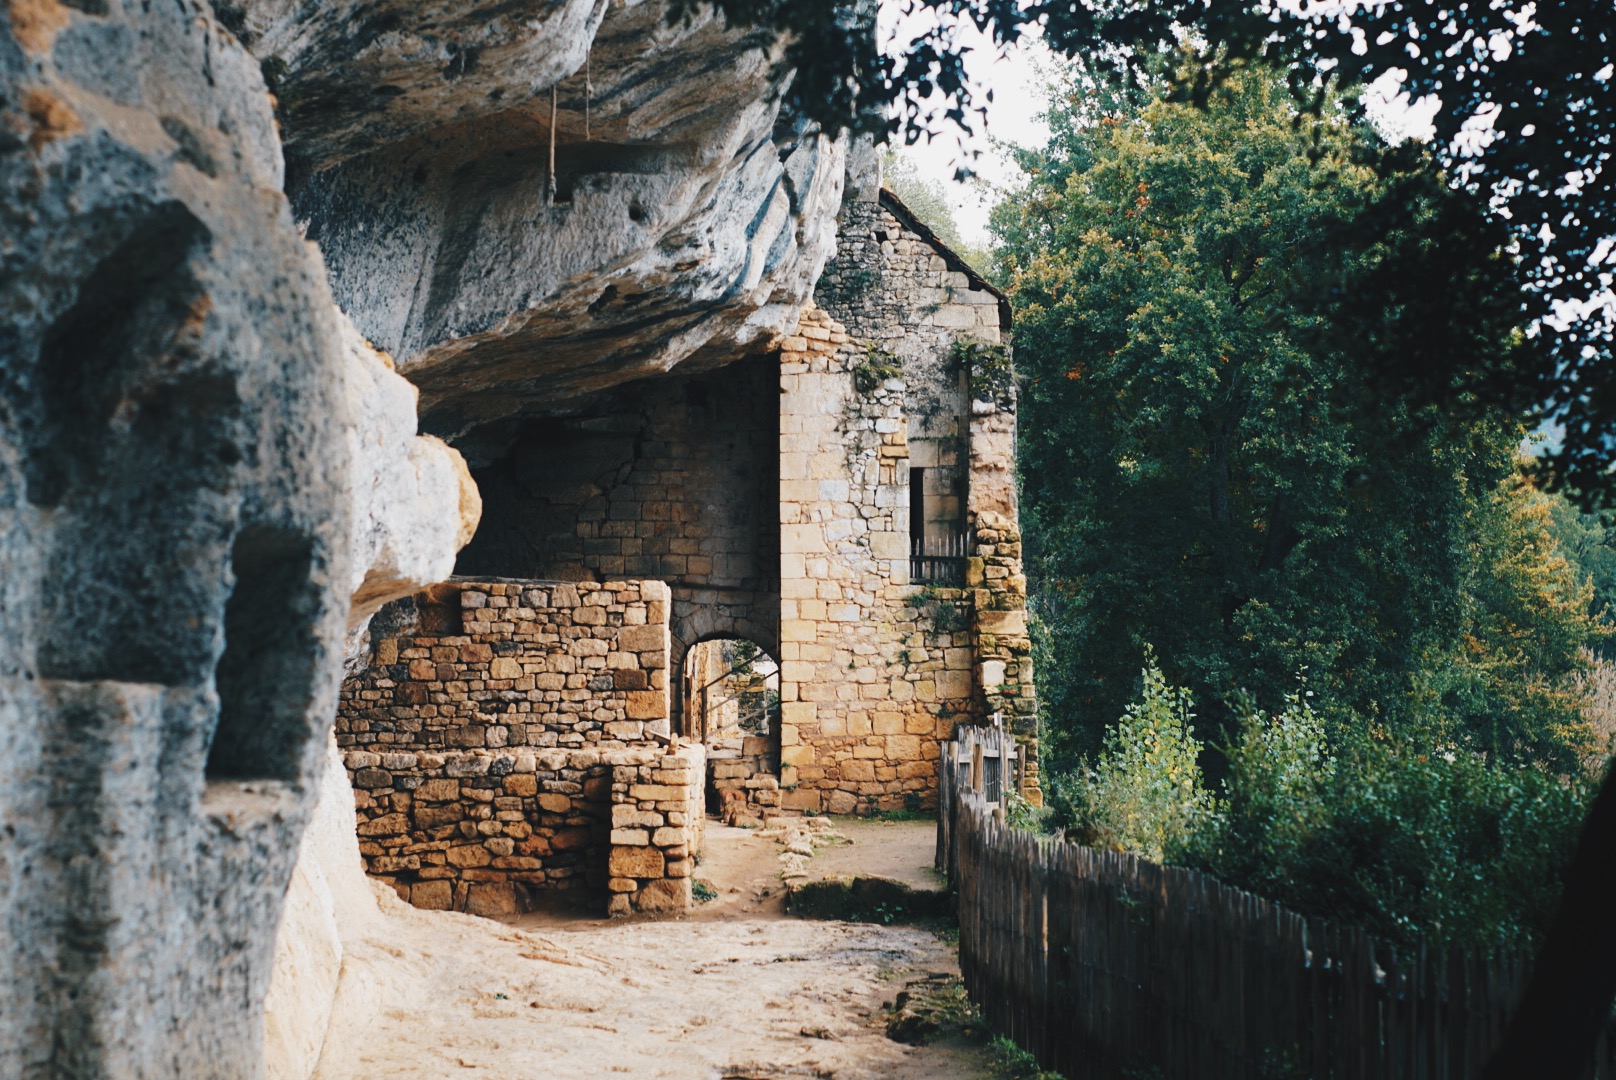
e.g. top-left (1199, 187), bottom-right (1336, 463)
top-left (265, 0), bottom-right (843, 440)
top-left (1, 2), bottom-right (354, 1074)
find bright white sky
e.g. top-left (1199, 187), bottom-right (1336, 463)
top-left (880, 5), bottom-right (1443, 247)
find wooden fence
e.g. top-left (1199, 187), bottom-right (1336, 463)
top-left (937, 725), bottom-right (1616, 1079)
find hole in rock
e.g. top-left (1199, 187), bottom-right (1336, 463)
top-left (207, 526), bottom-right (321, 781)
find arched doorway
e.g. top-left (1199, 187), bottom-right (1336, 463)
top-left (682, 638), bottom-right (781, 824)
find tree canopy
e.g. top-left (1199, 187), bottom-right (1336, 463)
top-left (996, 63), bottom-right (1604, 769)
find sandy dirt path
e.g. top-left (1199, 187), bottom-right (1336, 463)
top-left (310, 823), bottom-right (991, 1080)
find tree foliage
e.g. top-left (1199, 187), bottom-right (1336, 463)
top-left (997, 64), bottom-right (1604, 769)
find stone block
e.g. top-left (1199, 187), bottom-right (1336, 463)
top-left (611, 828), bottom-right (650, 846)
top-left (538, 793), bottom-right (573, 813)
top-left (651, 826), bottom-right (688, 847)
top-left (413, 804), bottom-right (464, 830)
top-left (466, 883), bottom-right (520, 917)
top-left (613, 807), bottom-right (663, 828)
top-left (353, 768), bottom-right (392, 789)
top-left (616, 624), bottom-right (664, 652)
top-left (825, 790), bottom-right (858, 815)
top-left (460, 643), bottom-right (493, 663)
top-left (628, 784), bottom-right (682, 801)
top-left (411, 881), bottom-right (453, 911)
top-left (869, 531), bottom-right (908, 559)
top-left (446, 845), bottom-right (492, 868)
top-left (489, 657), bottom-right (523, 680)
top-left (356, 813), bottom-right (408, 837)
top-left (417, 779), bottom-right (460, 802)
top-left (503, 774), bottom-right (538, 797)
top-left (408, 659), bottom-right (437, 681)
top-left (609, 846), bottom-right (665, 878)
top-left (975, 609), bottom-right (1028, 636)
top-left (613, 668), bottom-right (649, 690)
top-left (780, 744), bottom-right (815, 768)
top-left (635, 878), bottom-right (690, 913)
top-left (780, 789), bottom-right (823, 812)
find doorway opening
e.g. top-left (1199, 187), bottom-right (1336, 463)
top-left (681, 638), bottom-right (781, 824)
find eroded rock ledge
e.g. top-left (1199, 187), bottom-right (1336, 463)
top-left (276, 0), bottom-right (843, 440)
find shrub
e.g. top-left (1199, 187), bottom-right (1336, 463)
top-left (1064, 649), bottom-right (1212, 862)
top-left (1190, 696), bottom-right (1591, 951)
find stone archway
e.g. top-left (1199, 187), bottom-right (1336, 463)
top-left (679, 633), bottom-right (782, 824)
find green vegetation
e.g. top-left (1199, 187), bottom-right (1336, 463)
top-left (1051, 658), bottom-right (1592, 951)
top-left (1005, 62), bottom-right (1612, 954)
top-left (851, 343), bottom-right (903, 396)
top-left (999, 62), bottom-right (1605, 769)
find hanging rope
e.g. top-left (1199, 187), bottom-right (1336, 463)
top-left (585, 57), bottom-right (592, 141)
top-left (546, 83), bottom-right (558, 205)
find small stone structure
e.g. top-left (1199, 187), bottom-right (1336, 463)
top-left (338, 579), bottom-right (705, 914)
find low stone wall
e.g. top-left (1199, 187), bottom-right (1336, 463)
top-left (338, 578), bottom-right (705, 916)
top-left (607, 744), bottom-right (707, 914)
top-left (709, 735), bottom-right (781, 823)
top-left (337, 578), bottom-right (671, 753)
top-left (346, 746), bottom-right (615, 914)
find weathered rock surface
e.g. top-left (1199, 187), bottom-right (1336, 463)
top-left (1, 2), bottom-right (353, 1075)
top-left (224, 0), bottom-right (611, 178)
top-left (279, 0), bottom-right (842, 439)
top-left (341, 313), bottom-right (481, 632)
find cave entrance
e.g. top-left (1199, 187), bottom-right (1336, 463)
top-left (681, 637), bottom-right (781, 824)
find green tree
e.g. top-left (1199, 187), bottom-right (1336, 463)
top-left (998, 64), bottom-right (1600, 768)
top-left (1057, 649), bottom-right (1213, 863)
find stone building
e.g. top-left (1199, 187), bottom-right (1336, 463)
top-left (334, 171), bottom-right (1039, 915)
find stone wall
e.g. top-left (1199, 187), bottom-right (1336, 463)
top-left (608, 745), bottom-right (707, 914)
top-left (338, 579), bottom-right (671, 753)
top-left (775, 307), bottom-right (984, 813)
top-left (816, 191), bottom-right (1012, 543)
top-left (814, 187), bottom-right (1040, 800)
top-left (345, 745), bottom-right (613, 914)
top-left (336, 579), bottom-right (706, 915)
top-left (457, 358), bottom-right (781, 725)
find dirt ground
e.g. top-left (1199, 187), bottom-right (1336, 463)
top-left (309, 819), bottom-right (997, 1079)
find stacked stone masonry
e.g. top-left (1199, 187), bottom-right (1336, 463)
top-left (337, 580), bottom-right (707, 914)
top-left (608, 745), bottom-right (707, 914)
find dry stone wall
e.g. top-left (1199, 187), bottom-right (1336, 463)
top-left (336, 579), bottom-right (706, 915)
top-left (338, 580), bottom-right (671, 752)
top-left (608, 745), bottom-right (707, 915)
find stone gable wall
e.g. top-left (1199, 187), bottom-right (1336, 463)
top-left (814, 191), bottom-right (1041, 800)
top-left (776, 307), bottom-right (984, 813)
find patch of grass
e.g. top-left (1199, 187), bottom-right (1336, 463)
top-left (692, 879), bottom-right (718, 903)
top-left (990, 1035), bottom-right (1065, 1080)
top-left (862, 807), bottom-right (932, 823)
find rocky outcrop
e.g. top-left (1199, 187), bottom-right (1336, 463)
top-left (341, 315), bottom-right (481, 633)
top-left (1, 2), bottom-right (354, 1075)
top-left (274, 0), bottom-right (843, 440)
